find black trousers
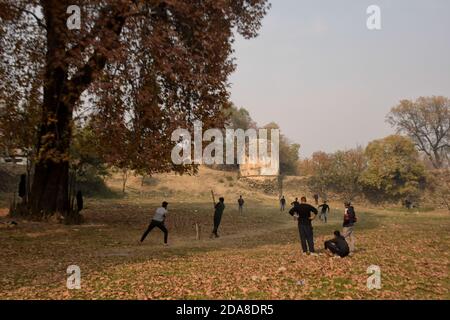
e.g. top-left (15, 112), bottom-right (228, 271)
top-left (324, 240), bottom-right (348, 257)
top-left (298, 224), bottom-right (315, 253)
top-left (320, 211), bottom-right (328, 223)
top-left (141, 220), bottom-right (168, 244)
top-left (212, 213), bottom-right (223, 235)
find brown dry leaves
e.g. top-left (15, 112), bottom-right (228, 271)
top-left (0, 202), bottom-right (449, 300)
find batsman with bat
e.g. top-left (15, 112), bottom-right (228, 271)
top-left (210, 190), bottom-right (225, 238)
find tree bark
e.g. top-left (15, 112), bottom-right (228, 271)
top-left (30, 2), bottom-right (72, 218)
top-left (31, 161), bottom-right (70, 217)
top-left (29, 72), bottom-right (73, 218)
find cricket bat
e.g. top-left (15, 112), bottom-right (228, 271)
top-left (210, 190), bottom-right (216, 208)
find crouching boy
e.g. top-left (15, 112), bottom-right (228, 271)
top-left (324, 231), bottom-right (349, 258)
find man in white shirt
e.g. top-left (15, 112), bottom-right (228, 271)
top-left (140, 201), bottom-right (169, 245)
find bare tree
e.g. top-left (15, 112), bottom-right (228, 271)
top-left (387, 96), bottom-right (450, 169)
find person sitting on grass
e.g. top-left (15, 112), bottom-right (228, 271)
top-left (140, 201), bottom-right (169, 246)
top-left (324, 230), bottom-right (349, 258)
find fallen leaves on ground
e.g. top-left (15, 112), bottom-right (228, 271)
top-left (0, 201), bottom-right (448, 300)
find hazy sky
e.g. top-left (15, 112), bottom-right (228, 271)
top-left (229, 0), bottom-right (450, 157)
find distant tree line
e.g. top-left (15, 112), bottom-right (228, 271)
top-left (298, 96), bottom-right (449, 208)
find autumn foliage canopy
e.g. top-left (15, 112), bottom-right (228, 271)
top-left (0, 0), bottom-right (270, 218)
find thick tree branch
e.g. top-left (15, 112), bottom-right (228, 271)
top-left (66, 9), bottom-right (127, 104)
top-left (64, 1), bottom-right (157, 64)
top-left (65, 1), bottom-right (162, 105)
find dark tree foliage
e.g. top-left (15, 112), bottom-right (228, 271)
top-left (0, 0), bottom-right (270, 219)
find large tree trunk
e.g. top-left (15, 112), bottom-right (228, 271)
top-left (29, 2), bottom-right (72, 219)
top-left (31, 161), bottom-right (70, 217)
top-left (28, 1), bottom-right (126, 220)
top-left (29, 77), bottom-right (73, 218)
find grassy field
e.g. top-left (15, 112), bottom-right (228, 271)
top-left (0, 190), bottom-right (449, 300)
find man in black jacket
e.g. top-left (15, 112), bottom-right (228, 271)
top-left (313, 193), bottom-right (319, 205)
top-left (76, 191), bottom-right (84, 213)
top-left (280, 196), bottom-right (286, 212)
top-left (18, 174), bottom-right (26, 202)
top-left (318, 200), bottom-right (330, 223)
top-left (238, 195), bottom-right (244, 214)
top-left (211, 197), bottom-right (225, 238)
top-left (324, 230), bottom-right (349, 257)
top-left (289, 197), bottom-right (318, 254)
